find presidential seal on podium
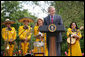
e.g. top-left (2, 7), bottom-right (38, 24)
top-left (48, 24), bottom-right (56, 32)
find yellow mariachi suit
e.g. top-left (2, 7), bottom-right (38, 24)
top-left (18, 25), bottom-right (32, 56)
top-left (67, 28), bottom-right (82, 56)
top-left (44, 33), bottom-right (48, 56)
top-left (1, 27), bottom-right (16, 56)
top-left (34, 26), bottom-right (48, 56)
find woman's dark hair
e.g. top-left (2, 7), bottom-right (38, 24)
top-left (70, 22), bottom-right (79, 29)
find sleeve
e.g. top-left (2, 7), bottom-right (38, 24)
top-left (27, 33), bottom-right (32, 40)
top-left (67, 28), bottom-right (72, 37)
top-left (34, 26), bottom-right (38, 35)
top-left (18, 26), bottom-right (24, 40)
top-left (44, 18), bottom-right (47, 25)
top-left (27, 26), bottom-right (32, 40)
top-left (59, 16), bottom-right (63, 25)
top-left (1, 28), bottom-right (7, 41)
top-left (44, 33), bottom-right (47, 41)
top-left (12, 27), bottom-right (17, 41)
top-left (77, 30), bottom-right (82, 39)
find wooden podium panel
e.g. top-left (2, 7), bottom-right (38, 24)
top-left (49, 36), bottom-right (57, 56)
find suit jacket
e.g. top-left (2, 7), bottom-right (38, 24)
top-left (44, 14), bottom-right (63, 42)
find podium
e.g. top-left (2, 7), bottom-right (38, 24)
top-left (39, 24), bottom-right (65, 56)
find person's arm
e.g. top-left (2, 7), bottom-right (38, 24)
top-left (27, 33), bottom-right (32, 40)
top-left (12, 27), bottom-right (17, 41)
top-left (44, 18), bottom-right (47, 25)
top-left (34, 26), bottom-right (41, 38)
top-left (77, 30), bottom-right (82, 39)
top-left (59, 16), bottom-right (63, 25)
top-left (18, 26), bottom-right (24, 40)
top-left (67, 28), bottom-right (72, 37)
top-left (34, 26), bottom-right (38, 35)
top-left (27, 26), bottom-right (32, 40)
top-left (1, 28), bottom-right (7, 41)
top-left (74, 29), bottom-right (82, 40)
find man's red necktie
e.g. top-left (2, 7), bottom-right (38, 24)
top-left (51, 16), bottom-right (53, 24)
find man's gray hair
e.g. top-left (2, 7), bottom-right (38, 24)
top-left (48, 6), bottom-right (55, 12)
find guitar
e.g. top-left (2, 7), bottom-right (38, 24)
top-left (67, 26), bottom-right (84, 44)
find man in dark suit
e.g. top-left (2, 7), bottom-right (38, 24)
top-left (44, 6), bottom-right (63, 56)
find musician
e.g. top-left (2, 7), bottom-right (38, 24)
top-left (44, 6), bottom-right (63, 56)
top-left (67, 22), bottom-right (82, 56)
top-left (18, 17), bottom-right (33, 56)
top-left (1, 19), bottom-right (17, 56)
top-left (34, 18), bottom-right (48, 56)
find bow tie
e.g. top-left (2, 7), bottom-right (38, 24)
top-left (23, 26), bottom-right (28, 29)
top-left (7, 27), bottom-right (12, 31)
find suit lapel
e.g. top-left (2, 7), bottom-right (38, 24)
top-left (54, 15), bottom-right (57, 24)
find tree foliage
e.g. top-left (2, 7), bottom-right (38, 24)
top-left (1, 1), bottom-right (37, 22)
top-left (1, 1), bottom-right (84, 56)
